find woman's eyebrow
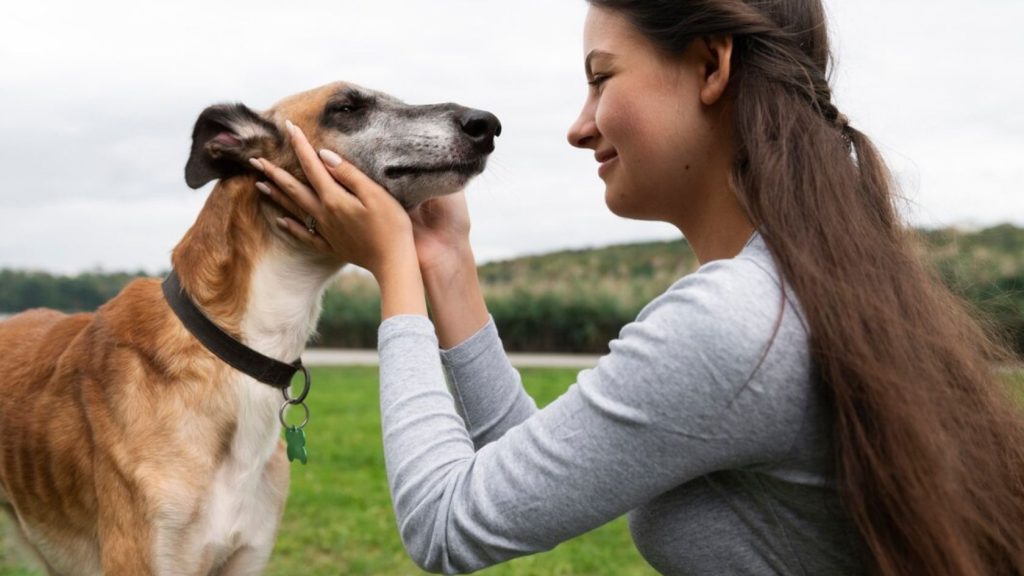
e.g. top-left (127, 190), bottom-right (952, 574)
top-left (585, 50), bottom-right (615, 77)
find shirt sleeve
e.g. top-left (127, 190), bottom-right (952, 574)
top-left (439, 317), bottom-right (538, 450)
top-left (377, 257), bottom-right (811, 574)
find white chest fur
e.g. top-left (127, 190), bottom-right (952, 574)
top-left (191, 374), bottom-right (285, 572)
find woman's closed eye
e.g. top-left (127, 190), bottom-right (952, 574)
top-left (587, 74), bottom-right (610, 91)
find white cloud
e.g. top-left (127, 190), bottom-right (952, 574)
top-left (1, 0), bottom-right (1021, 273)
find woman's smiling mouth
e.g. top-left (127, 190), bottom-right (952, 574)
top-left (596, 149), bottom-right (618, 177)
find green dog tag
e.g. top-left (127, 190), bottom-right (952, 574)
top-left (285, 426), bottom-right (308, 465)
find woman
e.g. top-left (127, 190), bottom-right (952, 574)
top-left (256, 1), bottom-right (1024, 574)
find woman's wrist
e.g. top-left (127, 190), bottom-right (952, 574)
top-left (419, 244), bottom-right (489, 348)
top-left (419, 240), bottom-right (475, 283)
top-left (375, 248), bottom-right (428, 319)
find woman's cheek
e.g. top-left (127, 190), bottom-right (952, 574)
top-left (595, 90), bottom-right (627, 142)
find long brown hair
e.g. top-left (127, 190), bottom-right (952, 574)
top-left (587, 0), bottom-right (1024, 573)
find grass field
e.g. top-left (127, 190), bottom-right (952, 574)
top-left (0, 367), bottom-right (657, 576)
top-left (3, 368), bottom-right (1023, 575)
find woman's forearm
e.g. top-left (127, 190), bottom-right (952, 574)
top-left (420, 244), bottom-right (490, 349)
top-left (377, 254), bottom-right (429, 319)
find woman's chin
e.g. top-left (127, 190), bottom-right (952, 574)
top-left (604, 187), bottom-right (668, 222)
top-left (604, 186), bottom-right (638, 219)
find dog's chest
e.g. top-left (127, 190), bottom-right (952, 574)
top-left (199, 457), bottom-right (282, 562)
top-left (192, 377), bottom-right (287, 568)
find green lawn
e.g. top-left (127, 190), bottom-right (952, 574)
top-left (1, 367), bottom-right (656, 576)
top-left (5, 367), bottom-right (1023, 575)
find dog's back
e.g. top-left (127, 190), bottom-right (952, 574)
top-left (0, 308), bottom-right (93, 396)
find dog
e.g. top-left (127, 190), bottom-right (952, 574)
top-left (0, 81), bottom-right (499, 575)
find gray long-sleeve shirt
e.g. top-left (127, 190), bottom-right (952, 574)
top-left (377, 232), bottom-right (869, 574)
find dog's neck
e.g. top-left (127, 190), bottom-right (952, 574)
top-left (171, 177), bottom-right (339, 362)
top-left (240, 242), bottom-right (337, 361)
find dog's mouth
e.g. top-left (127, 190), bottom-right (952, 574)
top-left (384, 158), bottom-right (484, 179)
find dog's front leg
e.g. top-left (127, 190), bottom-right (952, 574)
top-left (95, 456), bottom-right (156, 575)
top-left (215, 545), bottom-right (274, 576)
top-left (215, 444), bottom-right (291, 576)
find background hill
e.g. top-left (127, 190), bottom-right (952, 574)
top-left (2, 224), bottom-right (1022, 355)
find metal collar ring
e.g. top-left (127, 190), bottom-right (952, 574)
top-left (279, 400), bottom-right (310, 429)
top-left (282, 363), bottom-right (311, 405)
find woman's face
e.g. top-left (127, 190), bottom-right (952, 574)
top-left (567, 7), bottom-right (732, 226)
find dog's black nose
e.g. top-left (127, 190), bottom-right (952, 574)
top-left (457, 109), bottom-right (502, 153)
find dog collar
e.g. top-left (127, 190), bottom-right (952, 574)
top-left (161, 269), bottom-right (306, 391)
top-left (162, 269), bottom-right (313, 464)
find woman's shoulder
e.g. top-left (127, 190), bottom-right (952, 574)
top-left (641, 232), bottom-right (805, 334)
top-left (622, 232), bottom-right (814, 405)
top-left (604, 232), bottom-right (818, 451)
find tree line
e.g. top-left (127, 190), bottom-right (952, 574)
top-left (2, 225), bottom-right (1022, 356)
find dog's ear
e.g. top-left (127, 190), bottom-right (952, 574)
top-left (185, 103), bottom-right (282, 189)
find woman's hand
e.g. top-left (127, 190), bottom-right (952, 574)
top-left (407, 193), bottom-right (490, 349)
top-left (408, 192), bottom-right (473, 277)
top-left (253, 120), bottom-right (426, 318)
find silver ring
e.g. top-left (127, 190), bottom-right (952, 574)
top-left (282, 363), bottom-right (311, 405)
top-left (304, 215), bottom-right (317, 235)
top-left (279, 400), bottom-right (310, 429)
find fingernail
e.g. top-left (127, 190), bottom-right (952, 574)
top-left (275, 217), bottom-right (289, 229)
top-left (255, 182), bottom-right (271, 195)
top-left (319, 149), bottom-right (343, 167)
top-left (285, 119), bottom-right (295, 134)
top-left (249, 158), bottom-right (264, 171)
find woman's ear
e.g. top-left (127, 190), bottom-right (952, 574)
top-left (698, 35), bottom-right (734, 106)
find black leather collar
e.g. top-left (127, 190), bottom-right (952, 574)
top-left (161, 269), bottom-right (303, 390)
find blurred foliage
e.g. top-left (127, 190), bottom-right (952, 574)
top-left (914, 225), bottom-right (1024, 355)
top-left (0, 269), bottom-right (153, 314)
top-left (315, 272), bottom-right (381, 349)
top-left (1, 225), bottom-right (1022, 355)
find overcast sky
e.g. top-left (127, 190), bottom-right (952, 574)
top-left (1, 0), bottom-right (1021, 274)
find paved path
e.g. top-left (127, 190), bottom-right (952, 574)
top-left (303, 348), bottom-right (601, 369)
top-left (304, 350), bottom-right (1021, 374)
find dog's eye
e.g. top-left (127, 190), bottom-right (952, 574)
top-left (328, 103), bottom-right (361, 114)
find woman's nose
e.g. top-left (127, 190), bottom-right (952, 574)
top-left (567, 106), bottom-right (598, 149)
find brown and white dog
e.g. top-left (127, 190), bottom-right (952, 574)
top-left (0, 82), bottom-right (499, 575)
